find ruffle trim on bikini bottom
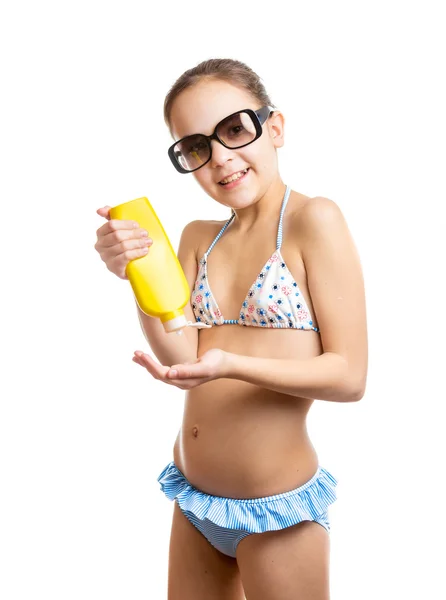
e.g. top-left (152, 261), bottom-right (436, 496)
top-left (157, 461), bottom-right (338, 534)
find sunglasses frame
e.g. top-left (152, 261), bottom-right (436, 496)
top-left (168, 105), bottom-right (275, 174)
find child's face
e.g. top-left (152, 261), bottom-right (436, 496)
top-left (169, 79), bottom-right (284, 210)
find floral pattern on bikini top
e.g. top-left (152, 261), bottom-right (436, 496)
top-left (190, 185), bottom-right (319, 332)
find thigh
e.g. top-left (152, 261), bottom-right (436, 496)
top-left (167, 501), bottom-right (246, 600)
top-left (236, 519), bottom-right (331, 600)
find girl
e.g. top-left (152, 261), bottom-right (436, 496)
top-left (95, 58), bottom-right (368, 600)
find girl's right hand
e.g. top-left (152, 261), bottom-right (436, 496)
top-left (94, 206), bottom-right (153, 280)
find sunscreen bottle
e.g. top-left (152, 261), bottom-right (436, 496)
top-left (110, 197), bottom-right (211, 334)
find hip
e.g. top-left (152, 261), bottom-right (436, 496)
top-left (173, 447), bottom-right (320, 499)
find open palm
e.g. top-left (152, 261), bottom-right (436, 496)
top-left (132, 348), bottom-right (228, 390)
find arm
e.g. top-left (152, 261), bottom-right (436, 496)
top-left (224, 197), bottom-right (368, 403)
top-left (136, 220), bottom-right (202, 366)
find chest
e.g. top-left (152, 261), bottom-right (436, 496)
top-left (200, 236), bottom-right (310, 322)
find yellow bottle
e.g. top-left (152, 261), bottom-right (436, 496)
top-left (110, 197), bottom-right (210, 334)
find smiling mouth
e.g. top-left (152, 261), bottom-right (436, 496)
top-left (219, 168), bottom-right (249, 185)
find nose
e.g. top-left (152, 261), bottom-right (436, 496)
top-left (209, 139), bottom-right (234, 168)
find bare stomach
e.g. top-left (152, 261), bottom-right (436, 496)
top-left (172, 327), bottom-right (323, 499)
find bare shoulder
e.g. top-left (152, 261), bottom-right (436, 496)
top-left (292, 195), bottom-right (361, 287)
top-left (292, 195), bottom-right (347, 241)
top-left (180, 218), bottom-right (228, 237)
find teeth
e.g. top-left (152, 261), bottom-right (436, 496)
top-left (220, 169), bottom-right (247, 185)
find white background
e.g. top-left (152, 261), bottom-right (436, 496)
top-left (1, 1), bottom-right (445, 598)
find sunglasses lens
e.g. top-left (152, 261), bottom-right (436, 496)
top-left (216, 111), bottom-right (257, 148)
top-left (170, 110), bottom-right (263, 172)
top-left (173, 134), bottom-right (210, 172)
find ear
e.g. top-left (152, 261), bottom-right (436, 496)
top-left (268, 111), bottom-right (285, 148)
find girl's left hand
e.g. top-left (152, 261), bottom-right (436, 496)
top-left (132, 348), bottom-right (229, 390)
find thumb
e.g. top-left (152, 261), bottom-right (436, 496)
top-left (97, 205), bottom-right (111, 220)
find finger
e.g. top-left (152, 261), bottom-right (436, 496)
top-left (132, 355), bottom-right (147, 368)
top-left (132, 355), bottom-right (206, 390)
top-left (132, 354), bottom-right (186, 388)
top-left (94, 241), bottom-right (150, 281)
top-left (167, 361), bottom-right (208, 380)
top-left (133, 351), bottom-right (154, 369)
top-left (133, 351), bottom-right (170, 380)
top-left (96, 206), bottom-right (112, 220)
top-left (96, 218), bottom-right (140, 241)
top-left (132, 354), bottom-right (161, 378)
top-left (100, 232), bottom-right (153, 255)
top-left (104, 245), bottom-right (150, 278)
top-left (132, 355), bottom-right (159, 373)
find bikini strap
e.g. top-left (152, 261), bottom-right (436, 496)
top-left (204, 211), bottom-right (236, 257)
top-left (276, 185), bottom-right (291, 250)
top-left (204, 185), bottom-right (290, 258)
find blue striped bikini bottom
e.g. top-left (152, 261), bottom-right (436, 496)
top-left (157, 461), bottom-right (338, 558)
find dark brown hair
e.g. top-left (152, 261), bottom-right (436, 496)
top-left (163, 58), bottom-right (275, 132)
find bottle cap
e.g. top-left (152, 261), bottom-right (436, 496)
top-left (162, 314), bottom-right (188, 333)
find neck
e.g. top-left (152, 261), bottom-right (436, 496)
top-left (230, 178), bottom-right (288, 234)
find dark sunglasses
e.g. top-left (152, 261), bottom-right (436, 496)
top-left (168, 105), bottom-right (275, 174)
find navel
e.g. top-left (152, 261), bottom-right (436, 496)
top-left (191, 426), bottom-right (199, 438)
